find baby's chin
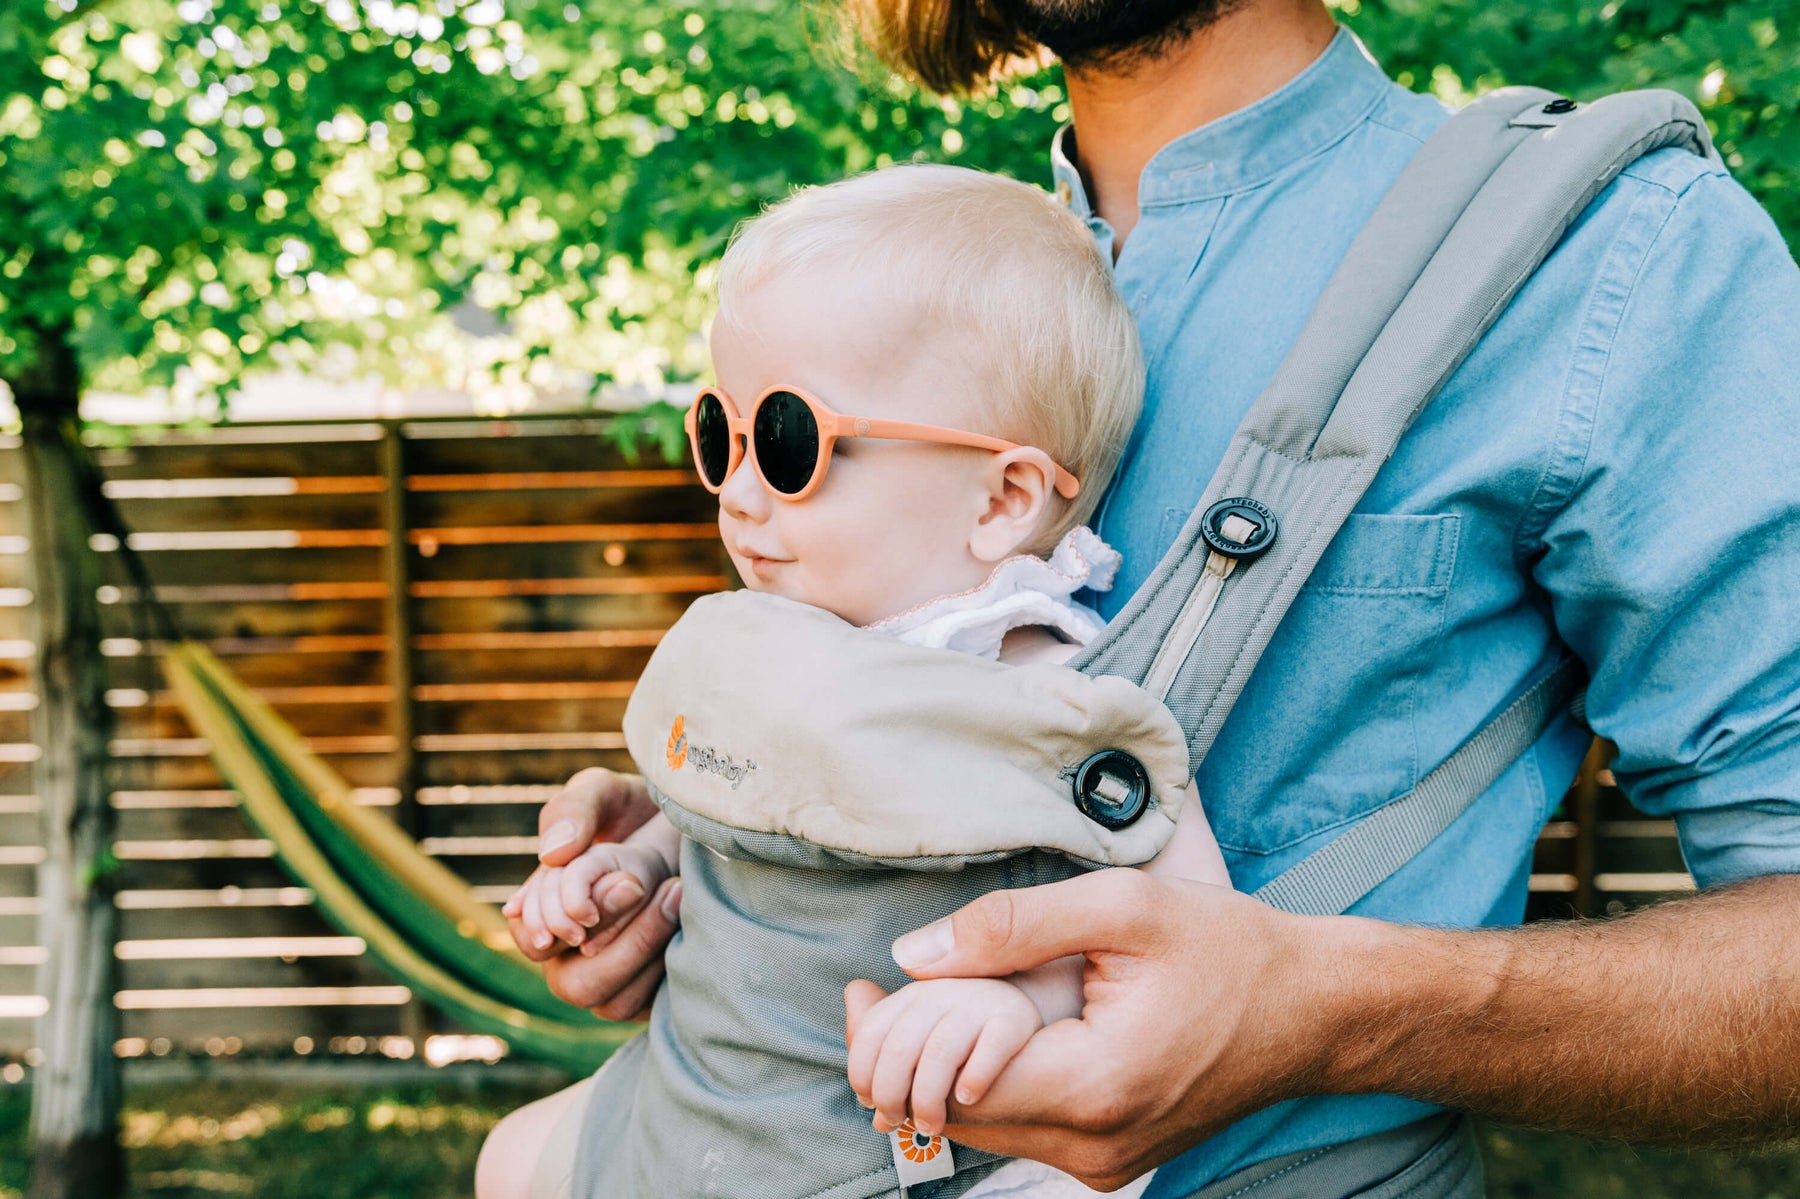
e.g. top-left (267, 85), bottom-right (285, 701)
top-left (735, 574), bottom-right (885, 628)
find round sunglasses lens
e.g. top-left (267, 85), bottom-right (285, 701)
top-left (693, 393), bottom-right (732, 487)
top-left (753, 391), bottom-right (820, 495)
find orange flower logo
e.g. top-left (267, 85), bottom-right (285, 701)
top-left (665, 715), bottom-right (687, 769)
top-left (894, 1119), bottom-right (944, 1163)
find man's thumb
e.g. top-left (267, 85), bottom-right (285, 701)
top-left (891, 870), bottom-right (1141, 979)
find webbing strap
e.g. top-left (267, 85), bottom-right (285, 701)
top-left (1253, 658), bottom-right (1585, 916)
top-left (1073, 87), bottom-right (1714, 766)
top-left (1072, 85), bottom-right (1714, 917)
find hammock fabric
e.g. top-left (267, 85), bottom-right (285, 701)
top-left (162, 642), bottom-right (634, 1072)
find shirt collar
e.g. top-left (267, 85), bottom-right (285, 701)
top-left (1051, 26), bottom-right (1392, 214)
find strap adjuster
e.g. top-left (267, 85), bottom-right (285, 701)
top-left (1202, 497), bottom-right (1278, 561)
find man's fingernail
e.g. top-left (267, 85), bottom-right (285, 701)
top-left (659, 879), bottom-right (683, 923)
top-left (892, 919), bottom-right (954, 970)
top-left (601, 879), bottom-right (644, 916)
top-left (539, 821), bottom-right (577, 856)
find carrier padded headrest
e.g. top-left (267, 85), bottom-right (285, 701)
top-left (624, 591), bottom-right (1191, 868)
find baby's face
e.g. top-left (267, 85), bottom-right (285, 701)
top-left (707, 276), bottom-right (1005, 627)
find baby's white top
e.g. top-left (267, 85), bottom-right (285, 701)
top-left (862, 527), bottom-right (1119, 658)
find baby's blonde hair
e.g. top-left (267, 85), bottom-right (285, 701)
top-left (716, 163), bottom-right (1144, 546)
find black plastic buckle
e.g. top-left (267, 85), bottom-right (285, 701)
top-left (1072, 750), bottom-right (1151, 830)
top-left (1201, 497), bottom-right (1278, 561)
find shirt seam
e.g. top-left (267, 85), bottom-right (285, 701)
top-left (1509, 177), bottom-right (1688, 568)
top-left (1364, 110), bottom-right (1433, 148)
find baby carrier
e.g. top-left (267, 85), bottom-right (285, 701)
top-left (577, 88), bottom-right (1717, 1199)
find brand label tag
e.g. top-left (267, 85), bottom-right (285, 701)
top-left (890, 1119), bottom-right (955, 1190)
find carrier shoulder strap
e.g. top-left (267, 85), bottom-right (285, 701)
top-left (1071, 87), bottom-right (1716, 915)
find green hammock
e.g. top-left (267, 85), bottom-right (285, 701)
top-left (162, 642), bottom-right (636, 1072)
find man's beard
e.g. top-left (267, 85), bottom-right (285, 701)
top-left (991, 0), bottom-right (1245, 73)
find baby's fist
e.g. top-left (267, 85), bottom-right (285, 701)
top-left (845, 977), bottom-right (1043, 1137)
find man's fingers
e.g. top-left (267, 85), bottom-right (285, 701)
top-left (589, 957), bottom-right (665, 1023)
top-left (893, 870), bottom-right (1158, 980)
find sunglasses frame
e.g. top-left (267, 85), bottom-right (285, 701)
top-left (684, 384), bottom-right (1081, 503)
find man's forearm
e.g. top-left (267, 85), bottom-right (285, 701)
top-left (1316, 873), bottom-right (1800, 1145)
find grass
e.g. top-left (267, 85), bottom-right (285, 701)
top-left (2, 1079), bottom-right (1798, 1197)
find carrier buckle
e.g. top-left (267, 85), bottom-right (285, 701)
top-left (1072, 750), bottom-right (1151, 830)
top-left (1201, 497), bottom-right (1278, 561)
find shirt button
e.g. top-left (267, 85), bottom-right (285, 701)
top-left (1056, 180), bottom-right (1072, 206)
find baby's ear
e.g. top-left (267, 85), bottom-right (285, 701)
top-left (969, 447), bottom-right (1059, 563)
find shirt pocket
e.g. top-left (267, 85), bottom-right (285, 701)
top-left (1198, 513), bottom-right (1461, 857)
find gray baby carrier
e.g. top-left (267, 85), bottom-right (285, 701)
top-left (575, 88), bottom-right (1717, 1199)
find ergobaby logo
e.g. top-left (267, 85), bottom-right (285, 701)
top-left (890, 1117), bottom-right (954, 1184)
top-left (665, 714), bottom-right (756, 789)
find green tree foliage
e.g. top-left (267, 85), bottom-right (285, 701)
top-left (0, 0), bottom-right (1063, 413)
top-left (1, 2), bottom-right (1793, 411)
top-left (1341, 0), bottom-right (1800, 257)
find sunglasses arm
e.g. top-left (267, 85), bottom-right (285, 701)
top-left (840, 416), bottom-right (1081, 500)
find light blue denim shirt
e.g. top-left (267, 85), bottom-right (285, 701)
top-left (1055, 27), bottom-right (1800, 1196)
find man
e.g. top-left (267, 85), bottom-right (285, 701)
top-left (515, 1), bottom-right (1800, 1194)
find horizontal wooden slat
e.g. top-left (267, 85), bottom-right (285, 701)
top-left (111, 492), bottom-right (384, 534)
top-left (408, 469), bottom-right (696, 491)
top-left (106, 476), bottom-right (385, 498)
top-left (408, 487), bottom-right (717, 528)
top-left (410, 522), bottom-right (715, 547)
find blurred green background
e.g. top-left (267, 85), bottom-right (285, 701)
top-left (2, 0), bottom-right (1795, 419)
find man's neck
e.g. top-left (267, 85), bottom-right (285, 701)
top-left (1063, 0), bottom-right (1339, 251)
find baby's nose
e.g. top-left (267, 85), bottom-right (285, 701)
top-left (717, 455), bottom-right (772, 521)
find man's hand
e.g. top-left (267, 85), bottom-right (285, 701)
top-left (850, 869), bottom-right (1800, 1189)
top-left (502, 768), bottom-right (682, 1020)
top-left (847, 871), bottom-right (1336, 1190)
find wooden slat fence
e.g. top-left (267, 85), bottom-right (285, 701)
top-left (0, 416), bottom-right (1689, 1066)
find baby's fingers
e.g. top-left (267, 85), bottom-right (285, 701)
top-left (520, 876), bottom-right (555, 953)
top-left (557, 857), bottom-right (609, 928)
top-left (908, 1014), bottom-right (984, 1136)
top-left (845, 986), bottom-right (909, 1110)
top-left (540, 873), bottom-right (592, 948)
top-left (870, 1002), bottom-right (949, 1134)
top-left (949, 1015), bottom-right (1037, 1111)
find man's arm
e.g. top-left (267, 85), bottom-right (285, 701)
top-left (1324, 873), bottom-right (1800, 1143)
top-left (848, 870), bottom-right (1800, 1191)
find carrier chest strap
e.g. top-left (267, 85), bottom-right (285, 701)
top-left (1253, 657), bottom-right (1585, 916)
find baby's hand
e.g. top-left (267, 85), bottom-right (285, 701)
top-left (503, 839), bottom-right (675, 954)
top-left (845, 977), bottom-right (1043, 1137)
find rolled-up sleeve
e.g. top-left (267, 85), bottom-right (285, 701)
top-left (1531, 167), bottom-right (1800, 890)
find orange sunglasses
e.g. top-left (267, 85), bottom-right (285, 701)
top-left (685, 385), bottom-right (1081, 503)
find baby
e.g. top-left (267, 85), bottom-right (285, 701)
top-left (488, 163), bottom-right (1229, 1199)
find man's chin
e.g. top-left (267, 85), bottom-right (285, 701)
top-left (992, 0), bottom-right (1242, 72)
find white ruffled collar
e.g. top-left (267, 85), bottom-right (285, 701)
top-left (863, 527), bottom-right (1120, 660)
